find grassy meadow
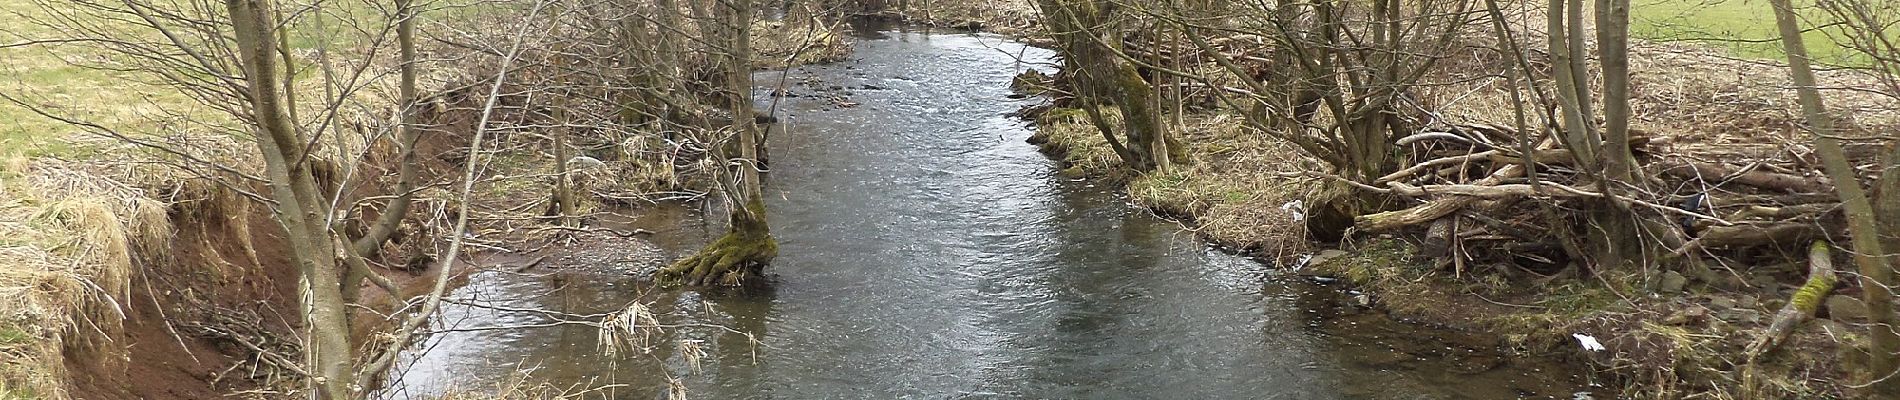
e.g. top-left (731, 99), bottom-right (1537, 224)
top-left (1632, 0), bottom-right (1864, 65)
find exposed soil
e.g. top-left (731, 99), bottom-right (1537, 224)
top-left (60, 89), bottom-right (492, 399)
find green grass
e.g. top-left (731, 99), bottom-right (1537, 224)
top-left (0, 0), bottom-right (491, 158)
top-left (0, 327), bottom-right (29, 347)
top-left (1632, 0), bottom-right (1866, 65)
top-left (0, 0), bottom-right (230, 157)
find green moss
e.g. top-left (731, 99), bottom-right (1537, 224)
top-left (1314, 238), bottom-right (1422, 286)
top-left (0, 327), bottom-right (28, 347)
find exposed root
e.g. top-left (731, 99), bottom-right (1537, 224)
top-left (659, 230), bottom-right (777, 286)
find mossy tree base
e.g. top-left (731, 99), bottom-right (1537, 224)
top-left (659, 229), bottom-right (778, 286)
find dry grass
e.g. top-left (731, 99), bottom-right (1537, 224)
top-left (0, 159), bottom-right (159, 400)
top-left (1031, 108), bottom-right (1320, 261)
top-left (1127, 114), bottom-right (1319, 260)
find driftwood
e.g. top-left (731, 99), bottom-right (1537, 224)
top-left (1376, 150), bottom-right (1499, 184)
top-left (1485, 149), bottom-right (1575, 165)
top-left (1661, 160), bottom-right (1833, 193)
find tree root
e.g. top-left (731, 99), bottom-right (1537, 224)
top-left (659, 230), bottom-right (778, 286)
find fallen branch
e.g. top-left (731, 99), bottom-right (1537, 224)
top-left (1376, 150), bottom-right (1498, 184)
top-left (1353, 164), bottom-right (1524, 232)
top-left (1724, 203), bottom-right (1839, 221)
top-left (1697, 222), bottom-right (1822, 248)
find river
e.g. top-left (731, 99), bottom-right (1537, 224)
top-left (382, 27), bottom-right (1603, 399)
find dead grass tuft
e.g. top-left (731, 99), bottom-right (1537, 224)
top-left (0, 159), bottom-right (169, 399)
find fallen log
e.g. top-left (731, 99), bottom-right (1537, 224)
top-left (1695, 222), bottom-right (1823, 248)
top-left (1485, 149), bottom-right (1575, 165)
top-left (1742, 241), bottom-right (1837, 391)
top-left (1660, 160), bottom-right (1832, 193)
top-left (1724, 203), bottom-right (1839, 221)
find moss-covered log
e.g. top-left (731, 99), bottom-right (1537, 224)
top-left (1742, 241), bottom-right (1838, 394)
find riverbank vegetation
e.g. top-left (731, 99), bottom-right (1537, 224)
top-left (9, 0), bottom-right (1899, 398)
top-left (1, 0), bottom-right (848, 398)
top-left (1023, 0), bottom-right (1899, 397)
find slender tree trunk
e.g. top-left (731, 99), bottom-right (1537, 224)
top-left (344, 0), bottom-right (422, 303)
top-left (1595, 0), bottom-right (1635, 182)
top-left (1547, 0), bottom-right (1598, 171)
top-left (1592, 0), bottom-right (1650, 271)
top-left (1770, 0), bottom-right (1900, 390)
top-left (226, 0), bottom-right (354, 397)
top-left (553, 91), bottom-right (579, 227)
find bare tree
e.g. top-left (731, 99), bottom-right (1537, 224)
top-left (1033, 0), bottom-right (1180, 173)
top-left (1773, 0), bottom-right (1900, 391)
top-left (658, 0), bottom-right (780, 286)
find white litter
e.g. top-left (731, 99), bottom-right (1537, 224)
top-left (1572, 333), bottom-right (1606, 352)
top-left (1280, 200), bottom-right (1306, 221)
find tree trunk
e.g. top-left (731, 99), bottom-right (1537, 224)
top-left (226, 0), bottom-right (354, 397)
top-left (1590, 0), bottom-right (1651, 271)
top-left (344, 0), bottom-right (422, 304)
top-left (1547, 0), bottom-right (1598, 171)
top-left (1035, 0), bottom-right (1172, 173)
top-left (553, 91), bottom-right (579, 227)
top-left (1770, 0), bottom-right (1900, 390)
top-left (661, 0), bottom-right (778, 287)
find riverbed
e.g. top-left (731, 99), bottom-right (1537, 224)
top-left (381, 27), bottom-right (1603, 399)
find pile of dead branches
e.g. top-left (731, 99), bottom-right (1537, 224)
top-left (1347, 121), bottom-right (1850, 277)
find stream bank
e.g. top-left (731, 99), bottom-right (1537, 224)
top-left (1022, 38), bottom-right (1878, 399)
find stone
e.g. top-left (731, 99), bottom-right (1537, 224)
top-left (1306, 249), bottom-right (1351, 268)
top-left (1827, 295), bottom-right (1870, 321)
top-left (1658, 271), bottom-right (1688, 293)
top-left (1686, 262), bottom-right (1722, 285)
top-left (1752, 275), bottom-right (1782, 295)
top-left (1709, 296), bottom-right (1737, 311)
top-left (1741, 310), bottom-right (1764, 325)
top-left (1663, 307), bottom-right (1707, 325)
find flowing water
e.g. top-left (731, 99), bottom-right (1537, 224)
top-left (384, 28), bottom-right (1604, 399)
